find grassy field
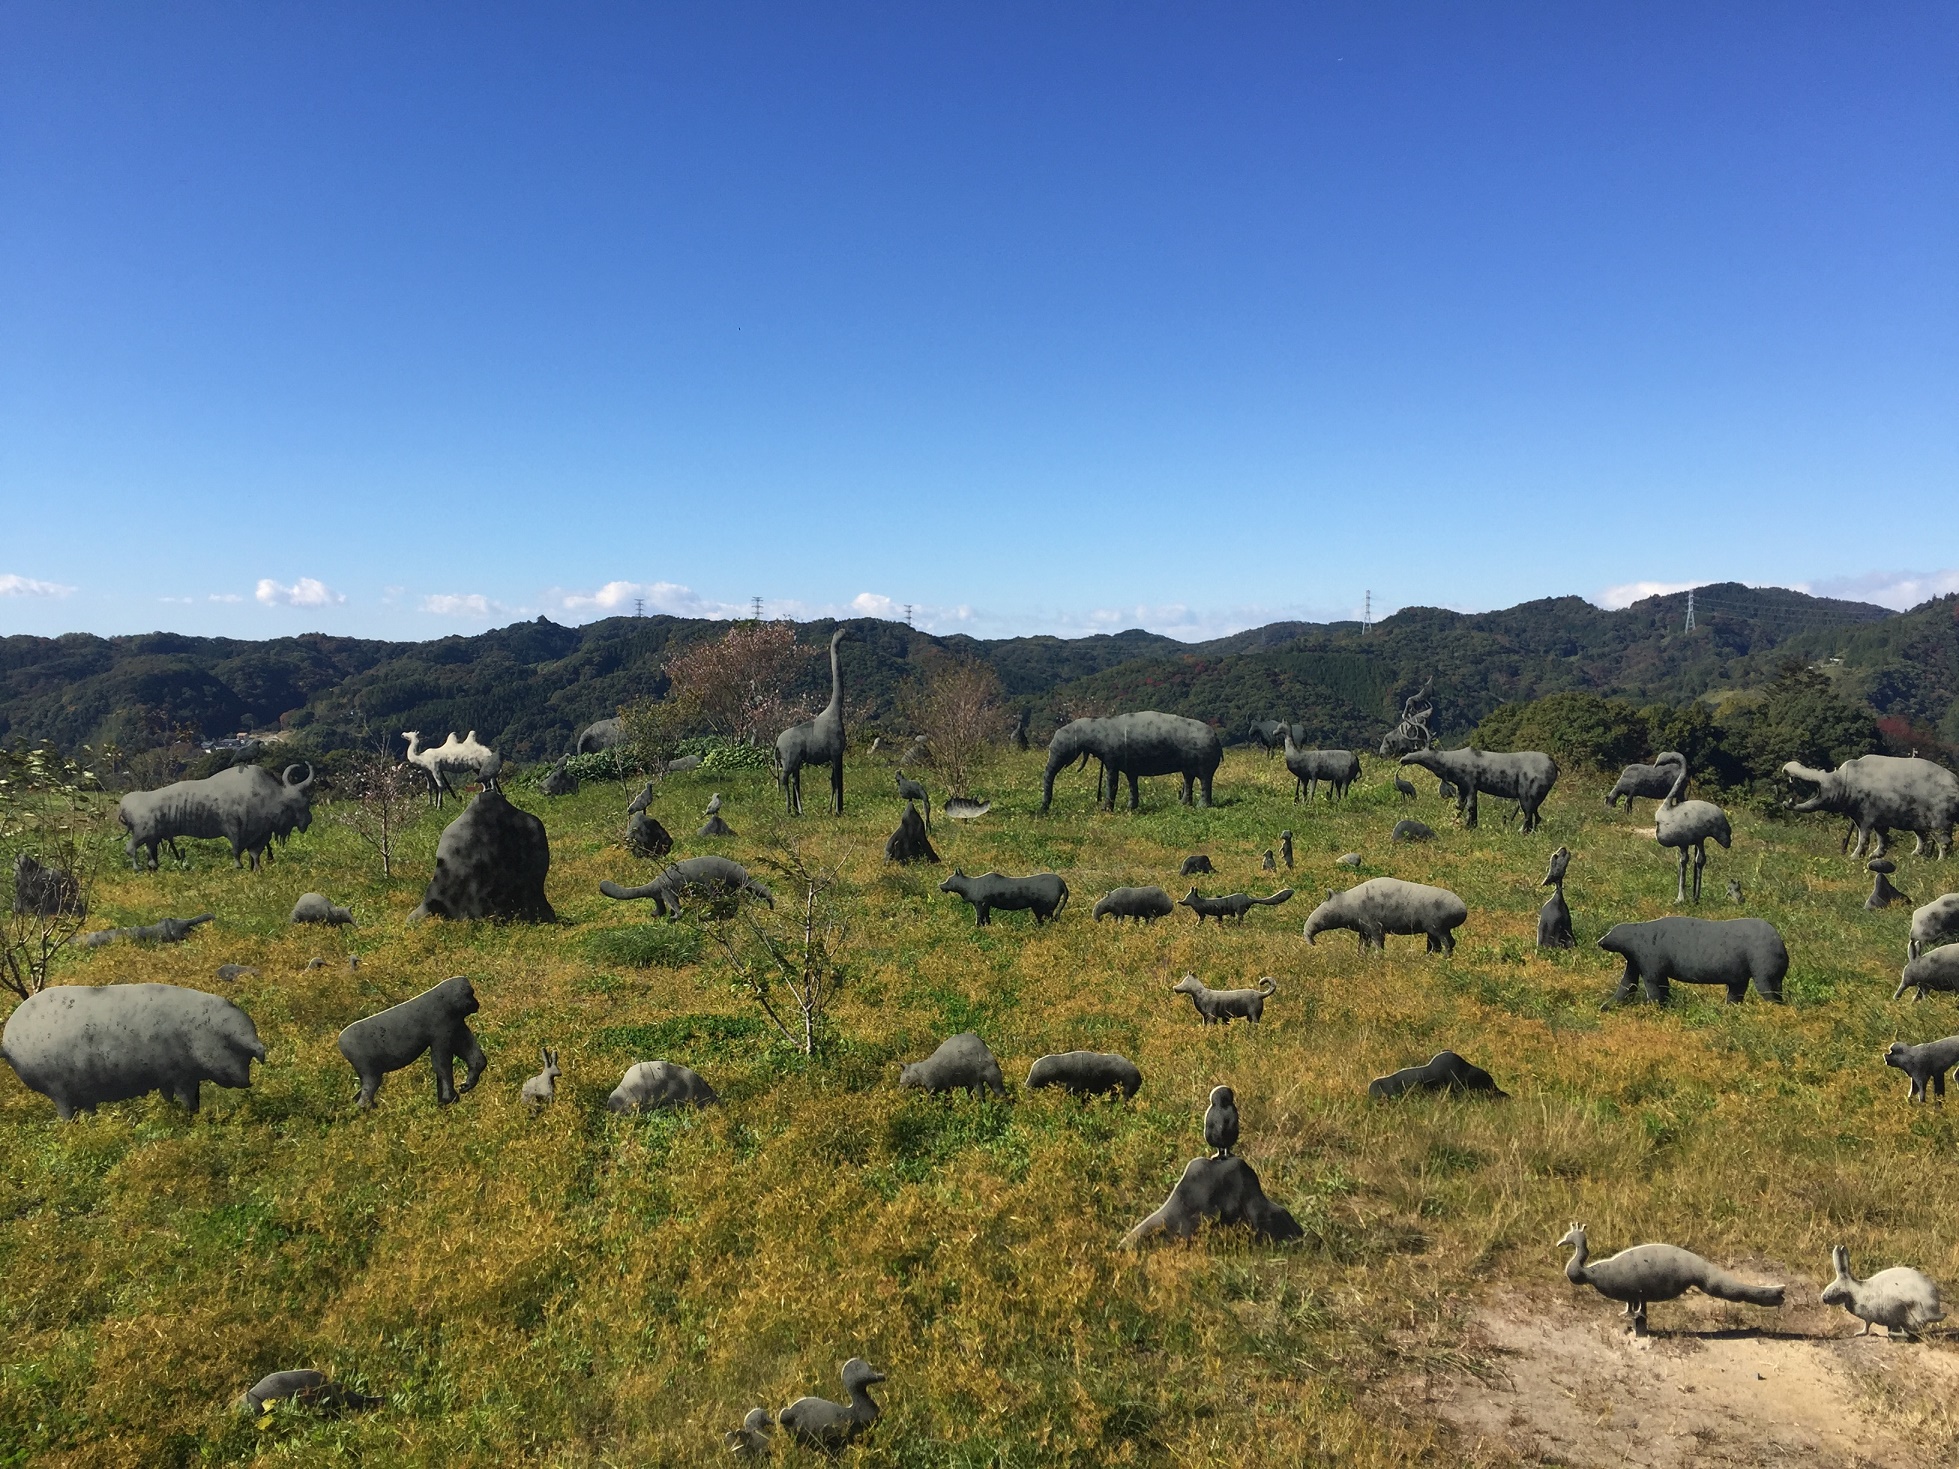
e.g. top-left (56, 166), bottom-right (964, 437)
top-left (2, 746), bottom-right (1956, 1467)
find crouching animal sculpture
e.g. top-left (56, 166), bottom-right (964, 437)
top-left (1171, 973), bottom-right (1277, 1025)
top-left (1, 982), bottom-right (266, 1119)
top-left (1895, 944), bottom-right (1959, 1001)
top-left (600, 857), bottom-right (774, 919)
top-left (1821, 1246), bottom-right (1946, 1338)
top-left (898, 1032), bottom-right (1007, 1096)
top-left (1303, 878), bottom-right (1468, 954)
top-left (1368, 1051), bottom-right (1506, 1099)
top-left (78, 913), bottom-right (213, 947)
top-left (336, 975), bottom-right (486, 1108)
top-left (1783, 753), bottom-right (1959, 859)
top-left (1605, 751), bottom-right (1688, 816)
top-left (1120, 1156), bottom-right (1302, 1247)
top-left (939, 869), bottom-right (1069, 926)
top-left (1041, 712), bottom-right (1222, 812)
top-left (1399, 747), bottom-right (1557, 832)
top-left (778, 1359), bottom-right (886, 1451)
top-left (290, 893), bottom-right (353, 926)
top-left (1025, 1051), bottom-right (1142, 1099)
top-left (240, 1370), bottom-right (381, 1415)
top-left (1559, 1223), bottom-right (1783, 1334)
top-left (1598, 916), bottom-right (1788, 1005)
top-left (117, 762), bottom-right (316, 870)
top-left (1093, 886), bottom-right (1174, 924)
top-left (1178, 888), bottom-right (1293, 924)
top-left (1883, 1035), bottom-right (1959, 1101)
top-left (606, 1060), bottom-right (718, 1112)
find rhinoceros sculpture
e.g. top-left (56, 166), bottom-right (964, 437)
top-left (1782, 754), bottom-right (1959, 860)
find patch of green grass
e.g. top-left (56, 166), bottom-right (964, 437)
top-left (580, 922), bottom-right (702, 968)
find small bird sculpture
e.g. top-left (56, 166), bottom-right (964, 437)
top-left (723, 1407), bottom-right (774, 1457)
top-left (895, 769), bottom-right (931, 829)
top-left (626, 782), bottom-right (653, 814)
top-left (705, 792), bottom-right (723, 817)
top-left (1204, 1085), bottom-right (1239, 1157)
top-left (777, 1358), bottom-right (886, 1449)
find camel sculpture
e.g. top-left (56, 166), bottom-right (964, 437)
top-left (776, 628), bottom-right (848, 815)
top-left (402, 731), bottom-right (501, 808)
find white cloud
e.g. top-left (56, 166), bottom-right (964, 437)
top-left (1800, 569), bottom-right (1959, 612)
top-left (422, 592), bottom-right (502, 618)
top-left (255, 577), bottom-right (345, 608)
top-left (209, 593), bottom-right (243, 603)
top-left (0, 573), bottom-right (75, 598)
top-left (552, 579), bottom-right (753, 620)
top-left (1592, 580), bottom-right (1704, 610)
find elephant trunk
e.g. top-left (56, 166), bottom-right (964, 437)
top-left (1041, 721), bottom-right (1092, 812)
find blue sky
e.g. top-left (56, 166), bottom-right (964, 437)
top-left (2, 3), bottom-right (1954, 642)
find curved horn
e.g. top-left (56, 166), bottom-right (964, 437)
top-left (284, 762), bottom-right (315, 789)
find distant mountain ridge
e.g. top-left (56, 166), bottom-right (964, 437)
top-left (4, 582), bottom-right (1954, 760)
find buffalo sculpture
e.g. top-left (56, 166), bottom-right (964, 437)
top-left (117, 763), bottom-right (316, 871)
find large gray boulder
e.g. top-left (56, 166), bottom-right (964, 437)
top-left (1119, 1156), bottom-right (1302, 1247)
top-left (1783, 753), bottom-right (1959, 859)
top-left (335, 974), bottom-right (486, 1108)
top-left (2, 982), bottom-right (265, 1119)
top-left (409, 792), bottom-right (554, 922)
top-left (117, 762), bottom-right (316, 870)
top-left (606, 1060), bottom-right (718, 1112)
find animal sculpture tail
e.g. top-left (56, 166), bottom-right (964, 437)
top-left (1696, 1264), bottom-right (1785, 1308)
top-left (1249, 889), bottom-right (1293, 907)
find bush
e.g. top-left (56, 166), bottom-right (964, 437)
top-left (583, 924), bottom-right (703, 969)
top-left (1472, 692), bottom-right (1649, 771)
top-left (1727, 661), bottom-right (1878, 778)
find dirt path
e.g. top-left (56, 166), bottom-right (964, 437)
top-left (1420, 1280), bottom-right (1959, 1467)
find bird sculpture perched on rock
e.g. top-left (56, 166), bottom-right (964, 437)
top-left (626, 782), bottom-right (653, 815)
top-left (705, 792), bottom-right (722, 817)
top-left (1558, 1223), bottom-right (1783, 1334)
top-left (1204, 1085), bottom-right (1239, 1157)
top-left (895, 769), bottom-right (931, 829)
top-left (777, 1359), bottom-right (885, 1449)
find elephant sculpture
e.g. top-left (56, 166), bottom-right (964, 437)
top-left (1040, 713), bottom-right (1222, 813)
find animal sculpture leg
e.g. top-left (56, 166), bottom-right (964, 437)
top-left (1126, 772), bottom-right (1141, 811)
top-left (1462, 788), bottom-right (1479, 829)
top-left (1691, 843), bottom-right (1706, 903)
top-left (457, 1032), bottom-right (487, 1093)
top-left (431, 1046), bottom-right (459, 1105)
top-left (355, 1071), bottom-right (383, 1109)
top-left (174, 1081), bottom-right (201, 1111)
top-left (1676, 848), bottom-right (1690, 904)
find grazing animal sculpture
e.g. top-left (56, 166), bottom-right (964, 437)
top-left (1393, 777), bottom-right (1417, 800)
top-left (1369, 1051), bottom-right (1506, 1099)
top-left (1867, 858), bottom-right (1911, 910)
top-left (117, 762), bottom-right (316, 870)
top-left (724, 1408), bottom-right (774, 1457)
top-left (537, 757), bottom-right (578, 797)
top-left (12, 853), bottom-right (83, 917)
top-left (606, 1060), bottom-right (718, 1111)
top-left (1727, 879), bottom-right (1744, 905)
top-left (1598, 916), bottom-right (1788, 1005)
top-left (1171, 973), bottom-right (1277, 1026)
top-left (2, 982), bottom-right (265, 1120)
top-left (1178, 888), bottom-right (1293, 924)
top-left (1654, 764), bottom-right (1731, 903)
top-left (240, 1370), bottom-right (381, 1415)
top-left (894, 770), bottom-right (930, 829)
top-left (883, 802), bottom-right (939, 863)
top-left (1303, 878), bottom-right (1468, 954)
top-left (1120, 1155), bottom-right (1302, 1247)
top-left (1180, 854), bottom-right (1215, 876)
top-left (1391, 819), bottom-right (1435, 842)
top-left (1398, 747), bottom-right (1558, 832)
top-left (572, 717), bottom-right (625, 755)
top-left (626, 781), bottom-right (653, 814)
top-left (1783, 752), bottom-right (1959, 859)
top-left (78, 913), bottom-right (213, 947)
top-left (290, 892), bottom-right (353, 926)
top-left (1203, 1085), bottom-right (1239, 1157)
top-left (776, 628), bottom-right (849, 815)
top-left (521, 1047), bottom-right (559, 1107)
top-left (1024, 1051), bottom-right (1142, 1099)
top-left (601, 857), bottom-right (775, 919)
top-left (1605, 751), bottom-right (1688, 816)
top-left (899, 1032), bottom-right (1007, 1097)
top-left (336, 976), bottom-right (487, 1109)
top-left (1283, 734), bottom-right (1360, 802)
top-left (1378, 680), bottom-right (1437, 758)
top-left (409, 791), bottom-right (555, 923)
top-left (215, 963), bottom-right (257, 982)
top-left (1820, 1247), bottom-right (1945, 1338)
top-left (1279, 830), bottom-right (1293, 869)
top-left (1883, 1035), bottom-right (1959, 1101)
top-left (1558, 1224), bottom-right (1783, 1334)
top-left (625, 812), bottom-right (673, 859)
top-left (1248, 718), bottom-right (1290, 757)
top-left (1895, 943), bottom-right (1959, 1001)
top-left (1909, 893), bottom-right (1959, 960)
top-left (1537, 846), bottom-right (1574, 949)
top-left (938, 869), bottom-right (1069, 926)
top-left (777, 1359), bottom-right (885, 1450)
top-left (1041, 712), bottom-right (1222, 812)
top-left (1092, 886), bottom-right (1174, 924)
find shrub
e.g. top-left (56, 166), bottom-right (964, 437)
top-left (1727, 661), bottom-right (1879, 778)
top-left (582, 924), bottom-right (703, 969)
top-left (1472, 692), bottom-right (1649, 771)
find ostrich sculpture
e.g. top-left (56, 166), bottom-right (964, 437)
top-left (776, 628), bottom-right (848, 816)
top-left (1654, 764), bottom-right (1731, 903)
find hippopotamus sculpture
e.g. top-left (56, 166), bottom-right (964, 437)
top-left (1783, 754), bottom-right (1959, 859)
top-left (1041, 713), bottom-right (1223, 812)
top-left (117, 763), bottom-right (316, 870)
top-left (1398, 747), bottom-right (1558, 832)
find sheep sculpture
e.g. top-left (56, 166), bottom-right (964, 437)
top-left (1558, 1223), bottom-right (1784, 1334)
top-left (1820, 1247), bottom-right (1945, 1338)
top-left (1884, 1035), bottom-right (1959, 1101)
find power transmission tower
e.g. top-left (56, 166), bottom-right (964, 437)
top-left (903, 603), bottom-right (913, 627)
top-left (633, 597), bottom-right (644, 618)
top-left (751, 595), bottom-right (763, 622)
top-left (1684, 589), bottom-right (1696, 633)
top-left (1363, 590), bottom-right (1372, 635)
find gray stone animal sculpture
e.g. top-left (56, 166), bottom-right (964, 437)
top-left (538, 757), bottom-right (578, 797)
top-left (1393, 777), bottom-right (1417, 800)
top-left (1866, 858), bottom-right (1911, 910)
top-left (898, 1032), bottom-right (1007, 1096)
top-left (1204, 1085), bottom-right (1239, 1156)
top-left (1, 982), bottom-right (265, 1119)
top-left (118, 762), bottom-right (316, 870)
top-left (1262, 849), bottom-right (1275, 870)
top-left (1279, 830), bottom-right (1293, 869)
top-left (1654, 764), bottom-right (1731, 903)
top-left (12, 853), bottom-right (84, 917)
top-left (884, 802), bottom-right (939, 863)
top-left (724, 1407), bottom-right (774, 1457)
top-left (240, 1370), bottom-right (381, 1415)
top-left (1336, 852), bottom-right (1361, 867)
top-left (1041, 712), bottom-right (1222, 812)
top-left (1597, 916), bottom-right (1788, 1005)
top-left (942, 797), bottom-right (991, 820)
top-left (1283, 734), bottom-right (1360, 803)
top-left (78, 913), bottom-right (213, 947)
top-left (601, 857), bottom-right (775, 919)
top-left (1391, 819), bottom-right (1435, 843)
top-left (336, 975), bottom-right (486, 1108)
top-left (1092, 886), bottom-right (1174, 924)
top-left (1908, 894), bottom-right (1959, 960)
top-left (290, 892), bottom-right (353, 926)
top-left (1821, 1245), bottom-right (1946, 1338)
top-left (573, 717), bottom-right (625, 755)
top-left (625, 812), bottom-right (673, 860)
top-left (215, 963), bottom-right (257, 982)
top-left (606, 1060), bottom-right (718, 1112)
top-left (938, 869), bottom-right (1070, 926)
top-left (665, 755), bottom-right (702, 774)
top-left (1537, 846), bottom-right (1573, 948)
top-left (1883, 1035), bottom-right (1959, 1100)
top-left (1369, 1051), bottom-right (1506, 1099)
top-left (1895, 943), bottom-right (1959, 1001)
top-left (1171, 973), bottom-right (1276, 1025)
top-left (895, 769), bottom-right (930, 829)
top-left (1180, 854), bottom-right (1215, 876)
top-left (409, 792), bottom-right (555, 922)
top-left (697, 814), bottom-right (736, 837)
top-left (1119, 1155), bottom-right (1302, 1247)
top-left (1248, 718), bottom-right (1290, 757)
top-left (1727, 879), bottom-right (1744, 905)
top-left (626, 781), bottom-right (653, 814)
top-left (777, 1359), bottom-right (885, 1450)
top-left (1178, 888), bottom-right (1293, 924)
top-left (1558, 1224), bottom-right (1784, 1334)
top-left (521, 1046), bottom-right (559, 1107)
top-left (1378, 680), bottom-right (1437, 759)
top-left (1605, 751), bottom-right (1688, 816)
top-left (1303, 878), bottom-right (1468, 954)
top-left (1784, 753), bottom-right (1959, 859)
top-left (776, 627), bottom-right (849, 816)
top-left (1398, 747), bottom-right (1558, 832)
top-left (1024, 1051), bottom-right (1142, 1099)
